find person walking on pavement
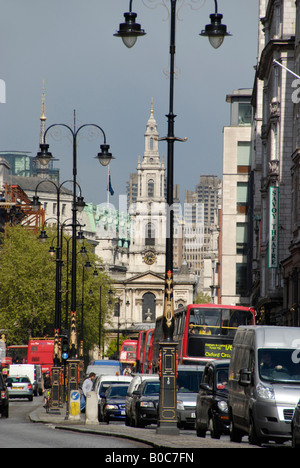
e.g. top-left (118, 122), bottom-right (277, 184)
top-left (43, 371), bottom-right (52, 408)
top-left (80, 372), bottom-right (96, 412)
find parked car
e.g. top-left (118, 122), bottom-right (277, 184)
top-left (292, 399), bottom-right (300, 448)
top-left (0, 372), bottom-right (9, 418)
top-left (195, 360), bottom-right (230, 439)
top-left (228, 326), bottom-right (300, 446)
top-left (93, 374), bottom-right (133, 421)
top-left (177, 365), bottom-right (205, 428)
top-left (125, 373), bottom-right (159, 426)
top-left (99, 383), bottom-right (130, 424)
top-left (6, 376), bottom-right (34, 401)
top-left (131, 379), bottom-right (160, 428)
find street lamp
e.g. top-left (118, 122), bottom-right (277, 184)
top-left (200, 0), bottom-right (231, 49)
top-left (115, 0), bottom-right (230, 435)
top-left (35, 118), bottom-right (115, 398)
top-left (114, 0), bottom-right (146, 48)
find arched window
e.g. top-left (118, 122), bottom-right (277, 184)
top-left (145, 222), bottom-right (155, 246)
top-left (148, 179), bottom-right (154, 197)
top-left (142, 292), bottom-right (156, 323)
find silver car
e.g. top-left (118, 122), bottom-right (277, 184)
top-left (177, 365), bottom-right (205, 428)
top-left (6, 376), bottom-right (34, 401)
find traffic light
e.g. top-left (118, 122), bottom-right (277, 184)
top-left (61, 332), bottom-right (69, 361)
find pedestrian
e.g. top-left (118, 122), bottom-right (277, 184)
top-left (43, 371), bottom-right (51, 408)
top-left (123, 365), bottom-right (132, 375)
top-left (80, 372), bottom-right (96, 412)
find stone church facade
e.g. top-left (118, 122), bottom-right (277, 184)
top-left (94, 102), bottom-right (195, 341)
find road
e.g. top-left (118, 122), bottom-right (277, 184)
top-left (0, 396), bottom-right (149, 449)
top-left (0, 396), bottom-right (293, 450)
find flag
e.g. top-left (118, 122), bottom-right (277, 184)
top-left (108, 169), bottom-right (114, 196)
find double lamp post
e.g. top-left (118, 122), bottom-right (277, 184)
top-left (115, 0), bottom-right (230, 435)
top-left (33, 118), bottom-right (114, 412)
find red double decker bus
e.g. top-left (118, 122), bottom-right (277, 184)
top-left (152, 304), bottom-right (256, 372)
top-left (119, 339), bottom-right (137, 368)
top-left (27, 338), bottom-right (54, 374)
top-left (141, 329), bottom-right (154, 373)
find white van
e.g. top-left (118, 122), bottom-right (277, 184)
top-left (228, 326), bottom-right (300, 446)
top-left (9, 364), bottom-right (43, 396)
top-left (86, 361), bottom-right (121, 378)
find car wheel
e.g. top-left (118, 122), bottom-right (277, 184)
top-left (195, 418), bottom-right (206, 438)
top-left (28, 396), bottom-right (33, 402)
top-left (136, 413), bottom-right (145, 428)
top-left (249, 415), bottom-right (262, 447)
top-left (209, 414), bottom-right (221, 440)
top-left (229, 417), bottom-right (242, 443)
top-left (292, 428), bottom-right (300, 448)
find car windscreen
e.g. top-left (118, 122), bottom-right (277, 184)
top-left (99, 382), bottom-right (114, 395)
top-left (258, 348), bottom-right (300, 383)
top-left (100, 381), bottom-right (130, 395)
top-left (143, 382), bottom-right (160, 395)
top-left (177, 370), bottom-right (203, 393)
top-left (108, 385), bottom-right (129, 398)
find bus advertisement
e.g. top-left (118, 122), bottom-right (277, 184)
top-left (152, 304), bottom-right (256, 372)
top-left (27, 338), bottom-right (54, 373)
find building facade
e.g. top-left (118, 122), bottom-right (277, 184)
top-left (221, 89), bottom-right (253, 306)
top-left (251, 0), bottom-right (297, 324)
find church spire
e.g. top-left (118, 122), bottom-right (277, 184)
top-left (39, 80), bottom-right (47, 144)
top-left (144, 98), bottom-right (159, 160)
top-left (37, 80), bottom-right (49, 179)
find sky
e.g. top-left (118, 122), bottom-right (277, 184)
top-left (0, 0), bottom-right (259, 207)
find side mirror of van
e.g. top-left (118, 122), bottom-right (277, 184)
top-left (238, 368), bottom-right (252, 387)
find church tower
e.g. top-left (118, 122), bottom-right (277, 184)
top-left (128, 100), bottom-right (166, 274)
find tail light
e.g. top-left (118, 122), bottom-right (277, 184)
top-left (1, 391), bottom-right (6, 399)
top-left (28, 384), bottom-right (32, 390)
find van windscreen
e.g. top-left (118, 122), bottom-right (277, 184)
top-left (258, 349), bottom-right (300, 383)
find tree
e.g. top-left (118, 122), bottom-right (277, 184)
top-left (194, 291), bottom-right (212, 304)
top-left (0, 226), bottom-right (55, 343)
top-left (0, 225), bottom-right (113, 354)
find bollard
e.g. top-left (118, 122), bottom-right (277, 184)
top-left (69, 389), bottom-right (81, 421)
top-left (85, 391), bottom-right (99, 425)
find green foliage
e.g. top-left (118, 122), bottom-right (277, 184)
top-left (194, 291), bottom-right (212, 304)
top-left (0, 226), bottom-right (55, 343)
top-left (0, 225), bottom-right (112, 354)
top-left (105, 335), bottom-right (128, 360)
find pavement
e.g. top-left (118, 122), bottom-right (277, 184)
top-left (29, 403), bottom-right (254, 449)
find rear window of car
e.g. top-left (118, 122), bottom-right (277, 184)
top-left (7, 377), bottom-right (30, 384)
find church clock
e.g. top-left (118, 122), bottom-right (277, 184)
top-left (144, 250), bottom-right (156, 265)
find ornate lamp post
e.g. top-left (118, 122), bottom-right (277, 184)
top-left (115, 0), bottom-right (230, 435)
top-left (35, 118), bottom-right (115, 402)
